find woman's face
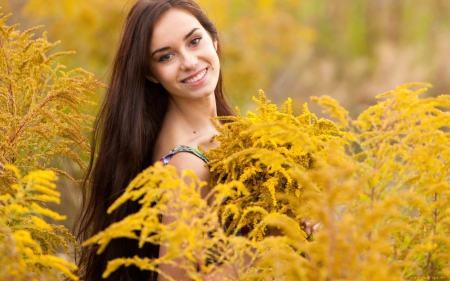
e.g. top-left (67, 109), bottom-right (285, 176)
top-left (148, 8), bottom-right (220, 102)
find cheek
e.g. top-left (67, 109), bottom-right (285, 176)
top-left (209, 48), bottom-right (219, 63)
top-left (211, 53), bottom-right (220, 73)
top-left (204, 50), bottom-right (220, 71)
top-left (154, 66), bottom-right (176, 84)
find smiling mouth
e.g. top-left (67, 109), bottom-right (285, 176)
top-left (182, 68), bottom-right (208, 84)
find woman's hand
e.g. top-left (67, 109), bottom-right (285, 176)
top-left (301, 219), bottom-right (322, 240)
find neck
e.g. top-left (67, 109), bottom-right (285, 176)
top-left (165, 94), bottom-right (218, 134)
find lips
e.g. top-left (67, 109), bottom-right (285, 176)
top-left (181, 68), bottom-right (208, 84)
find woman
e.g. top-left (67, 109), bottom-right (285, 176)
top-left (75, 1), bottom-right (234, 280)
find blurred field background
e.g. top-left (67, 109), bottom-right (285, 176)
top-left (1, 0), bottom-right (450, 233)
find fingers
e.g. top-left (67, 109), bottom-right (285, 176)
top-left (301, 220), bottom-right (312, 236)
top-left (300, 219), bottom-right (321, 238)
top-left (312, 222), bottom-right (322, 232)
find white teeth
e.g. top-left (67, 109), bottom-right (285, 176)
top-left (184, 69), bottom-right (207, 83)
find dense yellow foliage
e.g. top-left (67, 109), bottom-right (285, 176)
top-left (0, 12), bottom-right (101, 187)
top-left (205, 92), bottom-right (341, 240)
top-left (86, 84), bottom-right (450, 280)
top-left (0, 165), bottom-right (78, 280)
top-left (84, 163), bottom-right (257, 280)
top-left (0, 15), bottom-right (101, 280)
top-left (312, 83), bottom-right (450, 279)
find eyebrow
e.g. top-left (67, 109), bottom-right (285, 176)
top-left (151, 28), bottom-right (200, 57)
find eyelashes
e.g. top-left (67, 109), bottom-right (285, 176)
top-left (157, 37), bottom-right (202, 63)
top-left (189, 37), bottom-right (201, 46)
top-left (158, 53), bottom-right (173, 62)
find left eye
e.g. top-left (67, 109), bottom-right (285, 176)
top-left (158, 54), bottom-right (173, 62)
top-left (190, 37), bottom-right (201, 46)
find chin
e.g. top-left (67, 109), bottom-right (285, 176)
top-left (197, 80), bottom-right (218, 98)
top-left (196, 89), bottom-right (216, 100)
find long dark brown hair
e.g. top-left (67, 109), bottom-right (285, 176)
top-left (74, 1), bottom-right (234, 280)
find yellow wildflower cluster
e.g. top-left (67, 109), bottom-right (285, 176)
top-left (83, 163), bottom-right (259, 280)
top-left (84, 162), bottom-right (320, 280)
top-left (89, 84), bottom-right (450, 280)
top-left (0, 15), bottom-right (101, 280)
top-left (309, 83), bottom-right (450, 279)
top-left (204, 91), bottom-right (342, 239)
top-left (0, 165), bottom-right (78, 280)
top-left (0, 12), bottom-right (102, 190)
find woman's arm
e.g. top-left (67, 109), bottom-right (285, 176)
top-left (157, 152), bottom-right (212, 281)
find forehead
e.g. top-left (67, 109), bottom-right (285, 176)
top-left (150, 8), bottom-right (202, 48)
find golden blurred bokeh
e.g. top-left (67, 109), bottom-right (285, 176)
top-left (3, 0), bottom-right (449, 114)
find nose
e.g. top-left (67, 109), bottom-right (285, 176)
top-left (180, 51), bottom-right (198, 71)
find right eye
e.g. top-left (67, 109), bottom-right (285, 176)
top-left (158, 53), bottom-right (173, 62)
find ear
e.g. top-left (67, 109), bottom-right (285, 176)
top-left (146, 75), bottom-right (159, 83)
top-left (213, 39), bottom-right (218, 52)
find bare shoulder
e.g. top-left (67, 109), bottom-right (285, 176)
top-left (167, 151), bottom-right (211, 183)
